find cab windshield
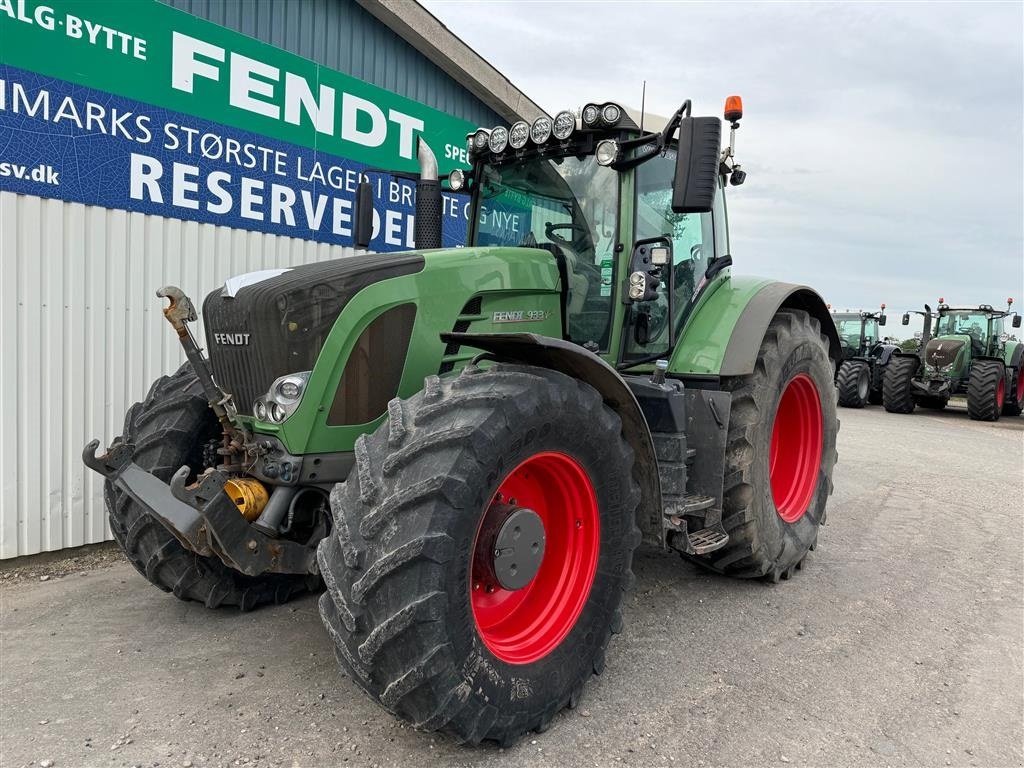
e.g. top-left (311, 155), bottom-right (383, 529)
top-left (935, 312), bottom-right (992, 342)
top-left (471, 155), bottom-right (618, 349)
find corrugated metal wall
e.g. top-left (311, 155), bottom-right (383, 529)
top-left (0, 192), bottom-right (355, 558)
top-left (159, 0), bottom-right (501, 128)
top-left (1, 0), bottom-right (501, 558)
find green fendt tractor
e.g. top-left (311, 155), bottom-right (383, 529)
top-left (84, 96), bottom-right (841, 745)
top-left (832, 304), bottom-right (897, 407)
top-left (884, 298), bottom-right (1023, 420)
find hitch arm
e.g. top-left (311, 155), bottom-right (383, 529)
top-left (156, 286), bottom-right (236, 428)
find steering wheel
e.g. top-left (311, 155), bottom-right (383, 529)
top-left (544, 221), bottom-right (587, 248)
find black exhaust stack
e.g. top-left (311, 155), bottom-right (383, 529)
top-left (414, 137), bottom-right (442, 249)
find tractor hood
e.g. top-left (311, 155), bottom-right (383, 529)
top-left (202, 246), bottom-right (563, 422)
top-left (924, 336), bottom-right (967, 372)
top-left (203, 252), bottom-right (425, 416)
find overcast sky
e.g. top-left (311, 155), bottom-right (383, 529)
top-left (423, 1), bottom-right (1023, 333)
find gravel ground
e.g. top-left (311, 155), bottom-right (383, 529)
top-left (2, 404), bottom-right (1022, 768)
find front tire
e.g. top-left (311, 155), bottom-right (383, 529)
top-left (691, 309), bottom-right (837, 581)
top-left (883, 355), bottom-right (918, 413)
top-left (836, 360), bottom-right (870, 408)
top-left (317, 364), bottom-right (640, 745)
top-left (967, 360), bottom-right (1005, 421)
top-left (105, 365), bottom-right (315, 610)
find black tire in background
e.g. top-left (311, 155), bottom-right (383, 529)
top-left (836, 360), bottom-right (870, 408)
top-left (317, 364), bottom-right (640, 746)
top-left (918, 396), bottom-right (948, 410)
top-left (1002, 365), bottom-right (1024, 417)
top-left (966, 360), bottom-right (1005, 421)
top-left (883, 355), bottom-right (919, 414)
top-left (688, 309), bottom-right (837, 581)
top-left (105, 365), bottom-right (316, 610)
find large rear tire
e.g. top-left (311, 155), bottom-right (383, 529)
top-left (883, 354), bottom-right (918, 413)
top-left (317, 364), bottom-right (640, 745)
top-left (690, 309), bottom-right (837, 581)
top-left (966, 360), bottom-right (1004, 421)
top-left (836, 360), bottom-right (870, 408)
top-left (105, 365), bottom-right (316, 610)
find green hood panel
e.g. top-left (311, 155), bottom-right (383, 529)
top-left (263, 247), bottom-right (562, 454)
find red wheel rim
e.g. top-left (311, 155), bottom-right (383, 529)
top-left (769, 373), bottom-right (823, 523)
top-left (470, 452), bottom-right (600, 665)
top-left (997, 377), bottom-right (1005, 409)
top-left (1017, 370), bottom-right (1024, 403)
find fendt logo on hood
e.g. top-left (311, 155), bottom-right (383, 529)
top-left (213, 332), bottom-right (251, 346)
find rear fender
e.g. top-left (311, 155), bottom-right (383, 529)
top-left (1003, 341), bottom-right (1022, 370)
top-left (875, 344), bottom-right (900, 366)
top-left (441, 332), bottom-right (661, 541)
top-left (669, 276), bottom-right (841, 377)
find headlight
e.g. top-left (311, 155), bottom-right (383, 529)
top-left (601, 103), bottom-right (622, 125)
top-left (582, 104), bottom-right (600, 127)
top-left (448, 168), bottom-right (466, 191)
top-left (488, 126), bottom-right (509, 153)
top-left (630, 271), bottom-right (646, 286)
top-left (255, 370), bottom-right (312, 423)
top-left (472, 129), bottom-right (490, 149)
top-left (275, 374), bottom-right (307, 403)
top-left (628, 283), bottom-right (646, 300)
top-left (596, 139), bottom-right (619, 166)
top-left (552, 110), bottom-right (575, 140)
top-left (509, 121), bottom-right (530, 149)
top-left (530, 116), bottom-right (552, 144)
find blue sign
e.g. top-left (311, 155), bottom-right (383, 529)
top-left (0, 66), bottom-right (470, 251)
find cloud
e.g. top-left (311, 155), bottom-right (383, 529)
top-left (424, 0), bottom-right (1024, 316)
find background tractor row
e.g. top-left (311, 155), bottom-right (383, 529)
top-left (884, 299), bottom-right (1022, 420)
top-left (84, 96), bottom-right (841, 745)
top-left (832, 305), bottom-right (899, 408)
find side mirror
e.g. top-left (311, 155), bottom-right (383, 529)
top-left (901, 313), bottom-right (910, 326)
top-left (879, 314), bottom-right (887, 326)
top-left (1013, 315), bottom-right (1022, 328)
top-left (354, 180), bottom-right (374, 249)
top-left (671, 116), bottom-right (721, 214)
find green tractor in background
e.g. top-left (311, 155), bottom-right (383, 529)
top-left (832, 304), bottom-right (898, 407)
top-left (884, 298), bottom-right (1023, 420)
top-left (84, 96), bottom-right (841, 745)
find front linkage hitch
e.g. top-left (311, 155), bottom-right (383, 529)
top-left (84, 286), bottom-right (321, 577)
top-left (83, 440), bottom-right (319, 577)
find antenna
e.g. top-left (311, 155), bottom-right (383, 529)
top-left (640, 80), bottom-right (646, 132)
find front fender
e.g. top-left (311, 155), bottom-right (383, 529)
top-left (669, 275), bottom-right (841, 377)
top-left (441, 332), bottom-right (661, 545)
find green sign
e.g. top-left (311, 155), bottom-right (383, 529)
top-left (0, 0), bottom-right (476, 174)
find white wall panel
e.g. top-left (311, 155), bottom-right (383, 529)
top-left (0, 192), bottom-right (355, 558)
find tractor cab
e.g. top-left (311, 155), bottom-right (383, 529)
top-left (932, 306), bottom-right (1004, 358)
top-left (833, 305), bottom-right (887, 359)
top-left (455, 99), bottom-right (741, 369)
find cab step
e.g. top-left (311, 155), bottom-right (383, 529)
top-left (687, 526), bottom-right (730, 555)
top-left (665, 493), bottom-right (715, 516)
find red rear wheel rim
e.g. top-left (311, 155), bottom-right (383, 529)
top-left (769, 373), bottom-right (823, 523)
top-left (1017, 370), bottom-right (1024, 403)
top-left (997, 377), bottom-right (1005, 409)
top-left (470, 452), bottom-right (600, 665)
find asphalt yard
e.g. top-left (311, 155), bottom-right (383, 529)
top-left (2, 402), bottom-right (1022, 768)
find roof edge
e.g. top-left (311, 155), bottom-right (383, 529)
top-left (355, 0), bottom-right (545, 125)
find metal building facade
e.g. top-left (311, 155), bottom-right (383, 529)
top-left (160, 0), bottom-right (501, 128)
top-left (0, 0), bottom-right (502, 558)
